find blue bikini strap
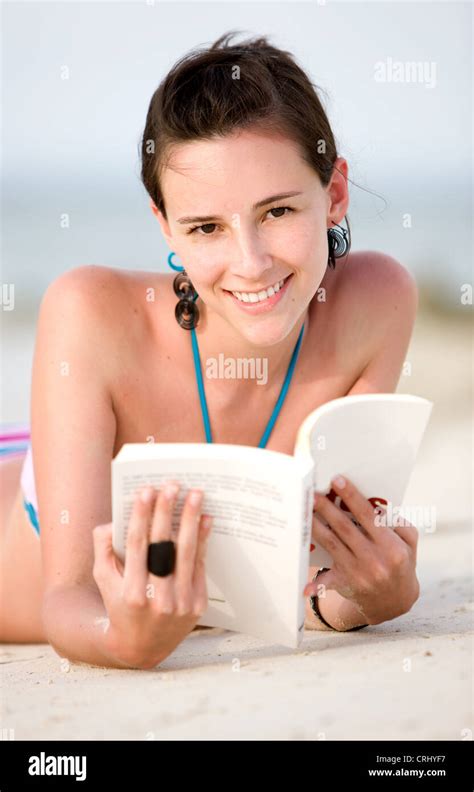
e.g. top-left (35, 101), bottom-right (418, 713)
top-left (191, 320), bottom-right (305, 447)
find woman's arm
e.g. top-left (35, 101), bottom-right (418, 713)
top-left (305, 254), bottom-right (419, 632)
top-left (304, 572), bottom-right (369, 631)
top-left (31, 265), bottom-right (126, 665)
top-left (41, 583), bottom-right (142, 668)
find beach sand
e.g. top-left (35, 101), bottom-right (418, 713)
top-left (1, 302), bottom-right (472, 741)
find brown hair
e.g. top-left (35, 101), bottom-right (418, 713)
top-left (140, 29), bottom-right (350, 240)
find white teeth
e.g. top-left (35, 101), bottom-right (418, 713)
top-left (231, 277), bottom-right (287, 303)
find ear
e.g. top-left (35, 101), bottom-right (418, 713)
top-left (326, 157), bottom-right (349, 225)
top-left (150, 200), bottom-right (173, 248)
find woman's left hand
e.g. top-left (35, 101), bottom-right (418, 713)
top-left (307, 475), bottom-right (420, 625)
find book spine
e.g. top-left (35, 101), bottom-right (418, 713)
top-left (296, 468), bottom-right (314, 644)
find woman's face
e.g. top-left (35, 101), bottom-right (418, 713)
top-left (153, 129), bottom-right (348, 347)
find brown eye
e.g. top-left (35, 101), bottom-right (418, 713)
top-left (189, 223), bottom-right (217, 236)
top-left (268, 206), bottom-right (294, 220)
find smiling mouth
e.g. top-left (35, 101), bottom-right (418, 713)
top-left (223, 274), bottom-right (293, 303)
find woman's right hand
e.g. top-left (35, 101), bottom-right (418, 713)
top-left (91, 482), bottom-right (213, 669)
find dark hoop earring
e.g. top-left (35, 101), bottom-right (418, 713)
top-left (327, 219), bottom-right (351, 270)
top-left (172, 268), bottom-right (200, 330)
top-left (173, 271), bottom-right (200, 330)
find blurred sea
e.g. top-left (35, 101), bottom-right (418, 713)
top-left (3, 169), bottom-right (473, 310)
top-left (1, 172), bottom-right (472, 424)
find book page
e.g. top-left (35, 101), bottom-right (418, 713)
top-left (294, 395), bottom-right (433, 568)
top-left (118, 465), bottom-right (287, 548)
top-left (112, 453), bottom-right (313, 647)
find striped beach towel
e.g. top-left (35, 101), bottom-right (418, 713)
top-left (0, 422), bottom-right (31, 457)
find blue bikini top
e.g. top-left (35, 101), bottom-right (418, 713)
top-left (190, 318), bottom-right (305, 448)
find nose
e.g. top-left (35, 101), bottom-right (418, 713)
top-left (227, 224), bottom-right (274, 283)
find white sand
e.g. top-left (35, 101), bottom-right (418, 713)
top-left (1, 306), bottom-right (472, 741)
top-left (1, 517), bottom-right (471, 741)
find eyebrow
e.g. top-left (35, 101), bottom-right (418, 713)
top-left (176, 191), bottom-right (303, 225)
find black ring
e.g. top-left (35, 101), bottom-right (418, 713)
top-left (147, 540), bottom-right (176, 577)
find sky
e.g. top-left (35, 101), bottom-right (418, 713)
top-left (2, 1), bottom-right (472, 307)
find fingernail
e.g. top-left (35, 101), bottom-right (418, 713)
top-left (332, 475), bottom-right (346, 489)
top-left (140, 486), bottom-right (154, 503)
top-left (164, 483), bottom-right (179, 500)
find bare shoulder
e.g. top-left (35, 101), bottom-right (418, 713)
top-left (42, 264), bottom-right (132, 317)
top-left (40, 264), bottom-right (168, 336)
top-left (331, 250), bottom-right (418, 337)
top-left (37, 266), bottom-right (153, 395)
top-left (337, 249), bottom-right (418, 307)
top-left (335, 250), bottom-right (419, 393)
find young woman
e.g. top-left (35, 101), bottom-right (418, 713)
top-left (0, 32), bottom-right (420, 668)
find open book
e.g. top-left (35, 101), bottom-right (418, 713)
top-left (112, 393), bottom-right (433, 649)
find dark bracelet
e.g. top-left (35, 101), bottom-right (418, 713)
top-left (309, 567), bottom-right (369, 631)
